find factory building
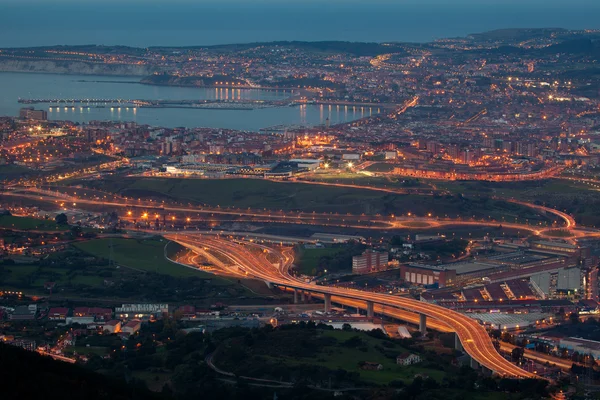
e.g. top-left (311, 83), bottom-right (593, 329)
top-left (400, 264), bottom-right (456, 288)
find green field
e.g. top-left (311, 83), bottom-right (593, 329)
top-left (0, 215), bottom-right (68, 231)
top-left (432, 178), bottom-right (600, 226)
top-left (432, 178), bottom-right (591, 198)
top-left (307, 170), bottom-right (432, 189)
top-left (65, 346), bottom-right (109, 357)
top-left (0, 261), bottom-right (116, 296)
top-left (215, 327), bottom-right (449, 386)
top-left (73, 238), bottom-right (217, 279)
top-left (72, 177), bottom-right (549, 222)
top-left (0, 164), bottom-right (36, 181)
top-left (316, 330), bottom-right (445, 385)
top-left (295, 247), bottom-right (349, 275)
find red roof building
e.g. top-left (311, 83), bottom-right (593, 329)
top-left (73, 307), bottom-right (112, 321)
top-left (48, 307), bottom-right (69, 321)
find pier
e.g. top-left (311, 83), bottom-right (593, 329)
top-left (19, 98), bottom-right (291, 110)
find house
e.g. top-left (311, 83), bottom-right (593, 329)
top-left (121, 320), bottom-right (142, 335)
top-left (397, 353), bottom-right (422, 366)
top-left (103, 320), bottom-right (122, 334)
top-left (360, 361), bottom-right (384, 371)
top-left (48, 307), bottom-right (69, 321)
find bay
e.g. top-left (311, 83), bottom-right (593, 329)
top-left (0, 72), bottom-right (374, 130)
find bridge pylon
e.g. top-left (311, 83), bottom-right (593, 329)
top-left (324, 293), bottom-right (332, 312)
top-left (366, 301), bottom-right (374, 318)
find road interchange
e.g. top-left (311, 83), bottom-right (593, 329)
top-left (167, 233), bottom-right (538, 379)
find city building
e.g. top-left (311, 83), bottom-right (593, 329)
top-left (19, 107), bottom-right (47, 121)
top-left (352, 250), bottom-right (389, 274)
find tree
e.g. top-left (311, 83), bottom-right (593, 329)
top-left (70, 226), bottom-right (83, 237)
top-left (390, 236), bottom-right (404, 246)
top-left (511, 347), bottom-right (524, 363)
top-left (569, 312), bottom-right (580, 324)
top-left (55, 213), bottom-right (68, 225)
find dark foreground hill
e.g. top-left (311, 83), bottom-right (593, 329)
top-left (0, 343), bottom-right (165, 400)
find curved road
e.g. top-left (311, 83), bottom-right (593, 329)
top-left (167, 233), bottom-right (537, 379)
top-left (3, 187), bottom-right (577, 237)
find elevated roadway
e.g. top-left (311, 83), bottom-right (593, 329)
top-left (167, 233), bottom-right (537, 378)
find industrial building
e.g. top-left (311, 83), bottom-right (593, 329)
top-left (559, 337), bottom-right (600, 360)
top-left (530, 266), bottom-right (583, 299)
top-left (352, 250), bottom-right (389, 274)
top-left (400, 264), bottom-right (456, 287)
top-left (405, 242), bottom-right (587, 290)
top-left (467, 312), bottom-right (552, 331)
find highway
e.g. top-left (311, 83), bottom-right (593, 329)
top-left (3, 186), bottom-right (575, 237)
top-left (282, 179), bottom-right (576, 230)
top-left (166, 233), bottom-right (537, 378)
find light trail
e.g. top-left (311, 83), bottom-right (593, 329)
top-left (168, 233), bottom-right (538, 379)
top-left (3, 187), bottom-right (574, 236)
